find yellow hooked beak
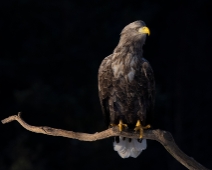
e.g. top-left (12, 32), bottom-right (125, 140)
top-left (138, 26), bottom-right (150, 36)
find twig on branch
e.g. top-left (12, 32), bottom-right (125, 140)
top-left (1, 112), bottom-right (209, 170)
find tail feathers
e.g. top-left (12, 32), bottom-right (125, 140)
top-left (113, 136), bottom-right (147, 158)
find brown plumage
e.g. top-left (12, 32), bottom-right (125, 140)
top-left (98, 20), bottom-right (155, 158)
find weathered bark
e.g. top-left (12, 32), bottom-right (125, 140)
top-left (1, 113), bottom-right (209, 170)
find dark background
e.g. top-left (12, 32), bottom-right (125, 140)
top-left (0, 0), bottom-right (212, 170)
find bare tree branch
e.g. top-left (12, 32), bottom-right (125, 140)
top-left (1, 112), bottom-right (210, 170)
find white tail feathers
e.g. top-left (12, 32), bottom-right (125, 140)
top-left (113, 137), bottom-right (147, 158)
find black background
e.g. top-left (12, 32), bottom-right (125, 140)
top-left (1, 0), bottom-right (212, 170)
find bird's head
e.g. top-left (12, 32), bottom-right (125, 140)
top-left (121, 20), bottom-right (150, 36)
top-left (120, 20), bottom-right (150, 46)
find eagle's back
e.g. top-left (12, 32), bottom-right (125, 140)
top-left (98, 53), bottom-right (155, 128)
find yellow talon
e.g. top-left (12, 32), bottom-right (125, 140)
top-left (118, 120), bottom-right (128, 131)
top-left (134, 120), bottom-right (151, 138)
top-left (144, 124), bottom-right (151, 129)
top-left (110, 123), bottom-right (116, 127)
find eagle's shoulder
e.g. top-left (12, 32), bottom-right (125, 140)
top-left (98, 54), bottom-right (113, 73)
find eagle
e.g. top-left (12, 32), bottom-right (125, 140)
top-left (98, 20), bottom-right (155, 158)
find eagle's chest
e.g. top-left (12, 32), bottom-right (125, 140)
top-left (111, 56), bottom-right (139, 83)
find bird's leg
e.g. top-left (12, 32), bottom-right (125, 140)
top-left (118, 119), bottom-right (128, 131)
top-left (109, 120), bottom-right (128, 131)
top-left (134, 120), bottom-right (143, 138)
top-left (134, 120), bottom-right (151, 138)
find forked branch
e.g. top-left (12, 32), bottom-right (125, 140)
top-left (1, 113), bottom-right (209, 170)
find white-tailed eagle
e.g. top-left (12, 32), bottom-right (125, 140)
top-left (98, 20), bottom-right (155, 158)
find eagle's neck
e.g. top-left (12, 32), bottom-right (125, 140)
top-left (113, 37), bottom-right (144, 56)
